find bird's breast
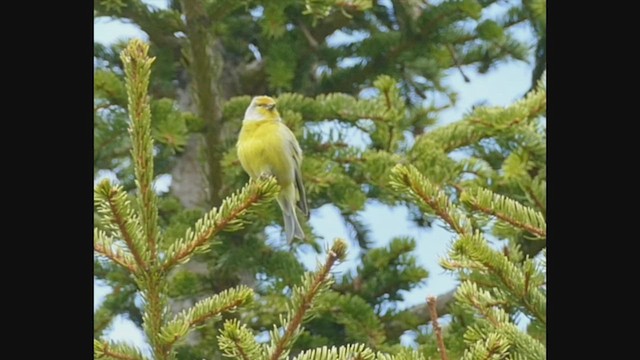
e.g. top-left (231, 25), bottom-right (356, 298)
top-left (237, 121), bottom-right (294, 183)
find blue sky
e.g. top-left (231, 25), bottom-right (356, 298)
top-left (95, 0), bottom-right (536, 351)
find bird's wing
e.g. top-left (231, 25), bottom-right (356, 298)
top-left (287, 130), bottom-right (309, 218)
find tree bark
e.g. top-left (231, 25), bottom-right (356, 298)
top-left (181, 0), bottom-right (225, 207)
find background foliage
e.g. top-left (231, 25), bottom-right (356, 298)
top-left (94, 0), bottom-right (546, 359)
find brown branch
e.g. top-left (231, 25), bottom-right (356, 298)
top-left (384, 288), bottom-right (457, 340)
top-left (414, 288), bottom-right (456, 322)
top-left (428, 296), bottom-right (449, 360)
top-left (270, 249), bottom-right (342, 360)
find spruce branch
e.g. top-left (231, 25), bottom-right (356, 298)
top-left (427, 296), bottom-right (449, 360)
top-left (94, 305), bottom-right (115, 337)
top-left (119, 40), bottom-right (171, 360)
top-left (390, 164), bottom-right (472, 235)
top-left (415, 86), bottom-right (546, 152)
top-left (94, 228), bottom-right (138, 272)
top-left (291, 343), bottom-right (375, 360)
top-left (525, 179), bottom-right (546, 214)
top-left (293, 343), bottom-right (427, 360)
top-left (314, 291), bottom-right (387, 347)
top-left (205, 0), bottom-right (252, 21)
top-left (459, 333), bottom-right (510, 360)
top-left (94, 282), bottom-right (140, 338)
top-left (441, 233), bottom-right (546, 324)
top-left (95, 180), bottom-right (148, 268)
top-left (461, 188), bottom-right (546, 238)
top-left (94, 339), bottom-right (149, 360)
top-left (340, 237), bottom-right (428, 306)
top-left (376, 349), bottom-right (426, 360)
top-left (267, 239), bottom-right (348, 360)
top-left (159, 285), bottom-right (254, 347)
top-left (120, 39), bottom-right (160, 262)
top-left (141, 274), bottom-right (171, 360)
top-left (456, 282), bottom-right (546, 360)
top-left (162, 177), bottom-right (279, 270)
top-left (217, 319), bottom-right (262, 360)
top-left (93, 0), bottom-right (183, 49)
top-left (373, 75), bottom-right (405, 152)
top-left (456, 157), bottom-right (497, 182)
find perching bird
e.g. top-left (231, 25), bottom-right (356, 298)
top-left (236, 96), bottom-right (309, 242)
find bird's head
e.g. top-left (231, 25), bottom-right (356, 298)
top-left (243, 96), bottom-right (280, 123)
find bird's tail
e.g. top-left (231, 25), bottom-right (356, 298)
top-left (277, 184), bottom-right (305, 243)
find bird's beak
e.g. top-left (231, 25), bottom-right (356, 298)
top-left (266, 104), bottom-right (275, 110)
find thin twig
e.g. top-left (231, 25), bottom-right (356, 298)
top-left (446, 44), bottom-right (470, 83)
top-left (298, 20), bottom-right (319, 50)
top-left (428, 296), bottom-right (449, 360)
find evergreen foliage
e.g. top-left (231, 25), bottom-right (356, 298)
top-left (95, 1), bottom-right (546, 359)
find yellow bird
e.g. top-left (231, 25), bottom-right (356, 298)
top-left (237, 96), bottom-right (309, 242)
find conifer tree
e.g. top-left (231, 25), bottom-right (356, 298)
top-left (94, 1), bottom-right (546, 359)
